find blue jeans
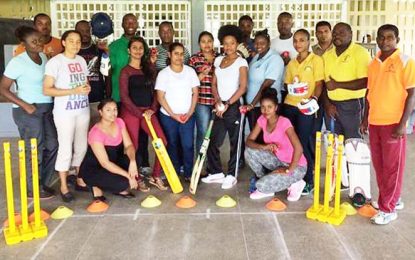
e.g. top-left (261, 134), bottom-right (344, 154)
top-left (12, 103), bottom-right (58, 190)
top-left (159, 112), bottom-right (195, 177)
top-left (282, 104), bottom-right (315, 186)
top-left (195, 104), bottom-right (213, 152)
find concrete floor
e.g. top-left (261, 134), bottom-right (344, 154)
top-left (0, 135), bottom-right (415, 260)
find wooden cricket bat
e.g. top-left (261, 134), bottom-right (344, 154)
top-left (144, 115), bottom-right (183, 194)
top-left (189, 112), bottom-right (215, 194)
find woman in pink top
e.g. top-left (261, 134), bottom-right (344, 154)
top-left (79, 99), bottom-right (139, 201)
top-left (245, 88), bottom-right (307, 201)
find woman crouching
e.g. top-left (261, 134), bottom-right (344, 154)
top-left (79, 99), bottom-right (139, 201)
top-left (245, 88), bottom-right (307, 201)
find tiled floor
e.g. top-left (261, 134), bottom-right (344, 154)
top-left (0, 135), bottom-right (414, 260)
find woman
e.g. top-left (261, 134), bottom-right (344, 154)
top-left (119, 36), bottom-right (167, 191)
top-left (283, 29), bottom-right (324, 195)
top-left (202, 25), bottom-right (248, 189)
top-left (188, 31), bottom-right (218, 151)
top-left (79, 99), bottom-right (138, 200)
top-left (0, 26), bottom-right (58, 199)
top-left (44, 30), bottom-right (91, 202)
top-left (245, 88), bottom-right (307, 201)
top-left (155, 42), bottom-right (199, 181)
top-left (243, 29), bottom-right (284, 132)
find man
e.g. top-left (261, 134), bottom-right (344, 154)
top-left (361, 24), bottom-right (415, 225)
top-left (238, 15), bottom-right (256, 63)
top-left (270, 12), bottom-right (298, 103)
top-left (108, 13), bottom-right (150, 174)
top-left (271, 12), bottom-right (298, 65)
top-left (14, 13), bottom-right (62, 58)
top-left (310, 21), bottom-right (333, 163)
top-left (155, 21), bottom-right (190, 71)
top-left (323, 22), bottom-right (371, 140)
top-left (312, 21), bottom-right (333, 56)
top-left (75, 20), bottom-right (107, 126)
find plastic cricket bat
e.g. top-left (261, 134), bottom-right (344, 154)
top-left (189, 111), bottom-right (215, 194)
top-left (144, 115), bottom-right (183, 194)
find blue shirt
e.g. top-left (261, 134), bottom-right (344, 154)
top-left (4, 52), bottom-right (52, 107)
top-left (247, 49), bottom-right (284, 105)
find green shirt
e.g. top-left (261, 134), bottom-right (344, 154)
top-left (109, 35), bottom-right (130, 102)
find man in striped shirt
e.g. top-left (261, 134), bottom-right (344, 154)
top-left (155, 21), bottom-right (190, 71)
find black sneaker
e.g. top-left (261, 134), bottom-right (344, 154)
top-left (301, 183), bottom-right (314, 196)
top-left (42, 185), bottom-right (56, 195)
top-left (27, 189), bottom-right (54, 200)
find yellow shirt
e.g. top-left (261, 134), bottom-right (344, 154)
top-left (284, 53), bottom-right (324, 107)
top-left (367, 49), bottom-right (415, 125)
top-left (323, 42), bottom-right (371, 101)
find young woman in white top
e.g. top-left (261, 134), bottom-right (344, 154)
top-left (44, 30), bottom-right (91, 202)
top-left (155, 42), bottom-right (199, 181)
top-left (202, 25), bottom-right (248, 189)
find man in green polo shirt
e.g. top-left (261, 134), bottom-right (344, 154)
top-left (109, 13), bottom-right (138, 101)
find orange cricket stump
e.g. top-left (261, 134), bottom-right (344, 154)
top-left (358, 204), bottom-right (377, 218)
top-left (176, 196), bottom-right (196, 209)
top-left (306, 132), bottom-right (324, 219)
top-left (87, 200), bottom-right (109, 213)
top-left (266, 198), bottom-right (286, 212)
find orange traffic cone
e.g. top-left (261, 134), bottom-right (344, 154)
top-left (3, 213), bottom-right (22, 227)
top-left (266, 198), bottom-right (287, 212)
top-left (29, 209), bottom-right (50, 222)
top-left (176, 196), bottom-right (196, 209)
top-left (357, 204), bottom-right (377, 218)
top-left (87, 200), bottom-right (109, 213)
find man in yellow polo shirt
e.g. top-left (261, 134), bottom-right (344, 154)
top-left (323, 22), bottom-right (371, 139)
top-left (361, 24), bottom-right (415, 225)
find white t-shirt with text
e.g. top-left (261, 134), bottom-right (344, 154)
top-left (45, 53), bottom-right (89, 116)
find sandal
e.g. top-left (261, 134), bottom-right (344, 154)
top-left (138, 180), bottom-right (150, 192)
top-left (149, 177), bottom-right (168, 191)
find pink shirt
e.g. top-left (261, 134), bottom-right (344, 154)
top-left (88, 118), bottom-right (125, 146)
top-left (257, 115), bottom-right (307, 167)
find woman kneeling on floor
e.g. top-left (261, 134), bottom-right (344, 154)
top-left (245, 88), bottom-right (307, 201)
top-left (79, 99), bottom-right (139, 201)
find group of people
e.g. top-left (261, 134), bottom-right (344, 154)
top-left (1, 11), bottom-right (414, 226)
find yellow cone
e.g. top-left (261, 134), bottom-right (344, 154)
top-left (51, 206), bottom-right (73, 220)
top-left (176, 196), bottom-right (196, 209)
top-left (216, 195), bottom-right (237, 208)
top-left (340, 202), bottom-right (357, 215)
top-left (141, 195), bottom-right (162, 208)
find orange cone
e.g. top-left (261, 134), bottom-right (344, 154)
top-left (266, 198), bottom-right (287, 212)
top-left (176, 196), bottom-right (196, 209)
top-left (87, 200), bottom-right (109, 213)
top-left (357, 204), bottom-right (377, 218)
top-left (3, 213), bottom-right (22, 227)
top-left (29, 209), bottom-right (50, 222)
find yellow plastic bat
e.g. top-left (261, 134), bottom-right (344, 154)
top-left (144, 115), bottom-right (183, 194)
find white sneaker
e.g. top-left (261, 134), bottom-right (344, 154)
top-left (371, 198), bottom-right (404, 210)
top-left (249, 190), bottom-right (274, 200)
top-left (287, 180), bottom-right (306, 202)
top-left (201, 173), bottom-right (225, 184)
top-left (370, 211), bottom-right (398, 225)
top-left (221, 175), bottom-right (237, 189)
